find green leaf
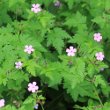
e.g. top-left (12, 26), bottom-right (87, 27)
top-left (0, 73), bottom-right (8, 86)
top-left (64, 11), bottom-right (87, 31)
top-left (47, 27), bottom-right (71, 54)
top-left (40, 62), bottom-right (62, 86)
top-left (94, 75), bottom-right (106, 87)
top-left (65, 81), bottom-right (96, 102)
top-left (19, 94), bottom-right (36, 110)
top-left (1, 105), bottom-right (17, 110)
top-left (63, 58), bottom-right (90, 101)
top-left (65, 0), bottom-right (75, 9)
top-left (26, 60), bottom-right (41, 76)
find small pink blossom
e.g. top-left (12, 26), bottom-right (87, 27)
top-left (0, 99), bottom-right (5, 108)
top-left (31, 4), bottom-right (42, 13)
top-left (94, 33), bottom-right (102, 42)
top-left (15, 61), bottom-right (23, 69)
top-left (28, 82), bottom-right (39, 93)
top-left (66, 46), bottom-right (77, 56)
top-left (54, 1), bottom-right (61, 7)
top-left (95, 52), bottom-right (104, 61)
top-left (24, 45), bottom-right (34, 54)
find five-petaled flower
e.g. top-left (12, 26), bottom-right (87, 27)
top-left (15, 61), bottom-right (23, 69)
top-left (94, 33), bottom-right (102, 42)
top-left (28, 82), bottom-right (39, 93)
top-left (0, 99), bottom-right (5, 108)
top-left (95, 52), bottom-right (104, 61)
top-left (31, 4), bottom-right (42, 13)
top-left (66, 46), bottom-right (77, 56)
top-left (24, 45), bottom-right (34, 54)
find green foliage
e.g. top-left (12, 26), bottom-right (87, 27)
top-left (64, 11), bottom-right (87, 31)
top-left (0, 0), bottom-right (110, 110)
top-left (47, 27), bottom-right (70, 54)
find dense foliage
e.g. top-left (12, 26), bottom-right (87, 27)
top-left (0, 0), bottom-right (110, 110)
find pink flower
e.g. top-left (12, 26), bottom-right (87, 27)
top-left (24, 45), bottom-right (34, 54)
top-left (28, 82), bottom-right (39, 93)
top-left (54, 1), bottom-right (61, 7)
top-left (66, 46), bottom-right (77, 56)
top-left (95, 52), bottom-right (104, 61)
top-left (94, 33), bottom-right (102, 42)
top-left (0, 99), bottom-right (5, 108)
top-left (31, 4), bottom-right (42, 13)
top-left (15, 61), bottom-right (23, 69)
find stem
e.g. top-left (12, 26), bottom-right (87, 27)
top-left (36, 93), bottom-right (44, 110)
top-left (94, 87), bottom-right (103, 107)
top-left (15, 9), bottom-right (17, 20)
top-left (88, 22), bottom-right (94, 32)
top-left (40, 103), bottom-right (44, 110)
top-left (86, 77), bottom-right (104, 107)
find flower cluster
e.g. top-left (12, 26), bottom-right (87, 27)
top-left (66, 33), bottom-right (104, 61)
top-left (2, 4), bottom-right (38, 107)
top-left (14, 44), bottom-right (39, 108)
top-left (94, 33), bottom-right (104, 61)
top-left (31, 4), bottom-right (42, 13)
top-left (15, 45), bottom-right (34, 69)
